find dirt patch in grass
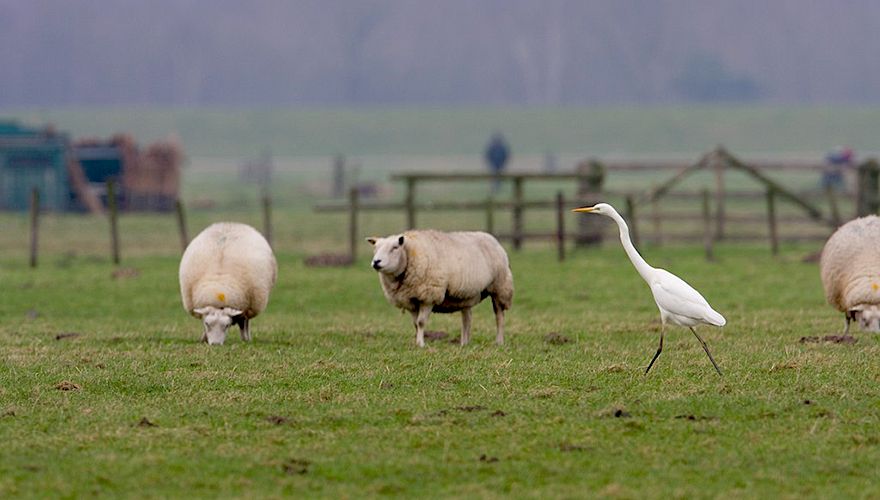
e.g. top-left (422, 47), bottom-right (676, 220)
top-left (544, 332), bottom-right (571, 345)
top-left (674, 414), bottom-right (716, 421)
top-left (111, 267), bottom-right (140, 279)
top-left (265, 415), bottom-right (289, 425)
top-left (490, 410), bottom-right (506, 417)
top-left (2, 409), bottom-right (15, 418)
top-left (137, 417), bottom-right (157, 428)
top-left (304, 253), bottom-right (354, 267)
top-left (455, 405), bottom-right (486, 412)
top-left (559, 442), bottom-right (589, 452)
top-left (55, 381), bottom-right (80, 391)
top-left (55, 332), bottom-right (81, 341)
top-left (423, 330), bottom-right (448, 342)
top-left (281, 458), bottom-right (311, 475)
top-left (479, 454), bottom-right (499, 463)
top-left (799, 335), bottom-right (857, 344)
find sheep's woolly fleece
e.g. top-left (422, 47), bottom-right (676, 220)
top-left (820, 215), bottom-right (880, 311)
top-left (376, 230), bottom-right (513, 313)
top-left (179, 222), bottom-right (277, 318)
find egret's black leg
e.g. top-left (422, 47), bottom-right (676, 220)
top-left (690, 327), bottom-right (722, 376)
top-left (644, 328), bottom-right (664, 375)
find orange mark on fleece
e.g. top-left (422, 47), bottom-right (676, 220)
top-left (217, 292), bottom-right (226, 302)
top-left (873, 283), bottom-right (879, 292)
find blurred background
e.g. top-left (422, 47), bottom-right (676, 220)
top-left (1, 0), bottom-right (879, 261)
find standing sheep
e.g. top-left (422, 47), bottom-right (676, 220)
top-left (179, 222), bottom-right (277, 345)
top-left (367, 230), bottom-right (514, 347)
top-left (820, 215), bottom-right (880, 334)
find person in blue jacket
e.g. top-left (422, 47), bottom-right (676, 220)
top-left (485, 132), bottom-right (510, 193)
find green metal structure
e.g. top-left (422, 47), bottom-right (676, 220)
top-left (0, 120), bottom-right (71, 211)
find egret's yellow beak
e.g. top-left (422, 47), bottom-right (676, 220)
top-left (571, 206), bottom-right (597, 213)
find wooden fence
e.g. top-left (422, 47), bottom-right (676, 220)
top-left (313, 147), bottom-right (879, 262)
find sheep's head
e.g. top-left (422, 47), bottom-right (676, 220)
top-left (850, 305), bottom-right (880, 332)
top-left (193, 306), bottom-right (244, 345)
top-left (366, 234), bottom-right (407, 276)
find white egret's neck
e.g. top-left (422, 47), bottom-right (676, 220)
top-left (606, 208), bottom-right (654, 282)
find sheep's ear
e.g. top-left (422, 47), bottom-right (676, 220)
top-left (223, 307), bottom-right (243, 317)
top-left (193, 307), bottom-right (212, 317)
top-left (365, 237), bottom-right (378, 246)
top-left (398, 235), bottom-right (405, 245)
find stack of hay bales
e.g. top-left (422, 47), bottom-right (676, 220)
top-left (125, 138), bottom-right (183, 211)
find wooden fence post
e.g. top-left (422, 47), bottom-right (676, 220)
top-left (349, 187), bottom-right (359, 264)
top-left (332, 154), bottom-right (346, 198)
top-left (651, 183), bottom-right (661, 246)
top-left (556, 191), bottom-right (565, 262)
top-left (856, 159), bottom-right (880, 216)
top-left (714, 151), bottom-right (726, 241)
top-left (575, 160), bottom-right (605, 246)
top-left (262, 190), bottom-right (273, 247)
top-left (107, 179), bottom-right (120, 265)
top-left (625, 195), bottom-right (639, 249)
top-left (405, 177), bottom-right (416, 229)
top-left (175, 199), bottom-right (189, 253)
top-left (512, 177), bottom-right (524, 251)
top-left (29, 188), bottom-right (39, 268)
top-left (766, 187), bottom-right (779, 256)
top-left (825, 186), bottom-right (841, 228)
top-left (702, 188), bottom-right (714, 262)
top-left (485, 197), bottom-right (495, 235)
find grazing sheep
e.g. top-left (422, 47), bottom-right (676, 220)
top-left (820, 215), bottom-right (880, 334)
top-left (179, 222), bottom-right (277, 345)
top-left (367, 230), bottom-right (514, 347)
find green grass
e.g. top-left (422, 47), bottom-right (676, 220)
top-left (7, 106), bottom-right (880, 157)
top-left (2, 243), bottom-right (879, 498)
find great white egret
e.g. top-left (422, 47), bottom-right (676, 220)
top-left (572, 203), bottom-right (726, 375)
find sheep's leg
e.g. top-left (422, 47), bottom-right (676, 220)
top-left (239, 317), bottom-right (251, 342)
top-left (843, 313), bottom-right (852, 336)
top-left (411, 304), bottom-right (432, 348)
top-left (491, 297), bottom-right (505, 345)
top-left (460, 307), bottom-right (472, 346)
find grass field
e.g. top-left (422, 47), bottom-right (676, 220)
top-left (2, 239), bottom-right (879, 497)
top-left (2, 106), bottom-right (877, 497)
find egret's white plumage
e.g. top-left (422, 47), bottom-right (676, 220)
top-left (573, 202), bottom-right (726, 375)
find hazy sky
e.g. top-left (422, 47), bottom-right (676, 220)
top-left (2, 0), bottom-right (879, 107)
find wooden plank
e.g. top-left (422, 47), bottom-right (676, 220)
top-left (349, 187), bottom-right (359, 263)
top-left (625, 195), bottom-right (639, 248)
top-left (702, 189), bottom-right (714, 261)
top-left (512, 177), bottom-right (524, 250)
top-left (767, 188), bottom-right (779, 256)
top-left (29, 188), bottom-right (39, 268)
top-left (175, 199), bottom-right (189, 253)
top-left (556, 191), bottom-right (565, 261)
top-left (405, 178), bottom-right (416, 229)
top-left (262, 192), bottom-right (273, 247)
top-left (718, 148), bottom-right (829, 224)
top-left (107, 179), bottom-right (120, 265)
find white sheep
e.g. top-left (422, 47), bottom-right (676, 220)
top-left (179, 222), bottom-right (277, 345)
top-left (820, 215), bottom-right (880, 334)
top-left (367, 229), bottom-right (514, 347)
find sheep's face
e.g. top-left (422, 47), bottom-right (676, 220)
top-left (194, 306), bottom-right (244, 345)
top-left (366, 234), bottom-right (407, 276)
top-left (852, 305), bottom-right (880, 332)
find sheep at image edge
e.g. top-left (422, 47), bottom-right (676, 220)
top-left (820, 215), bottom-right (880, 334)
top-left (367, 229), bottom-right (514, 347)
top-left (179, 222), bottom-right (277, 345)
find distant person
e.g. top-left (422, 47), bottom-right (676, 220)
top-left (822, 146), bottom-right (854, 192)
top-left (484, 132), bottom-right (510, 192)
